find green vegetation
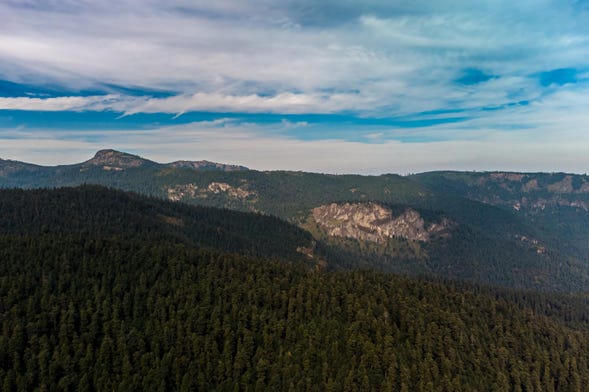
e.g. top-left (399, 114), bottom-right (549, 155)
top-left (0, 162), bottom-right (430, 221)
top-left (5, 153), bottom-right (589, 292)
top-left (0, 186), bottom-right (314, 263)
top-left (304, 203), bottom-right (589, 292)
top-left (411, 171), bottom-right (589, 260)
top-left (3, 186), bottom-right (589, 390)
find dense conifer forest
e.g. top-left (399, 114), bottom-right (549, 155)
top-left (2, 186), bottom-right (589, 390)
top-left (5, 152), bottom-right (589, 292)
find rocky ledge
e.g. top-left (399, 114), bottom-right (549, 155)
top-left (312, 202), bottom-right (454, 243)
top-left (168, 160), bottom-right (248, 171)
top-left (166, 182), bottom-right (256, 202)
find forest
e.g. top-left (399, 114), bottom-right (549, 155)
top-left (2, 186), bottom-right (589, 390)
top-left (5, 152), bottom-right (589, 293)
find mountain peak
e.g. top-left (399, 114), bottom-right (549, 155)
top-left (91, 149), bottom-right (137, 160)
top-left (85, 149), bottom-right (155, 169)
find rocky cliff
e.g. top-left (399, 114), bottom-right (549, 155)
top-left (166, 182), bottom-right (256, 202)
top-left (312, 202), bottom-right (453, 243)
top-left (413, 171), bottom-right (589, 213)
top-left (83, 149), bottom-right (154, 169)
top-left (168, 160), bottom-right (248, 171)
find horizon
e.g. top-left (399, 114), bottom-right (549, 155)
top-left (1, 1), bottom-right (588, 174)
top-left (2, 147), bottom-right (588, 177)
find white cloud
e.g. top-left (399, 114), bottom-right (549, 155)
top-left (120, 92), bottom-right (373, 115)
top-left (0, 92), bottom-right (379, 114)
top-left (2, 119), bottom-right (589, 174)
top-left (1, 0), bottom-right (589, 171)
top-left (1, 0), bottom-right (588, 117)
top-left (0, 95), bottom-right (121, 111)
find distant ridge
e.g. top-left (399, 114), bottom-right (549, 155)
top-left (83, 149), bottom-right (250, 171)
top-left (168, 159), bottom-right (248, 171)
top-left (0, 157), bottom-right (41, 176)
top-left (0, 149), bottom-right (249, 172)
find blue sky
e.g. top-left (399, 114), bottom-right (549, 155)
top-left (1, 0), bottom-right (589, 173)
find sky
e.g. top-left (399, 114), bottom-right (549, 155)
top-left (1, 0), bottom-right (589, 174)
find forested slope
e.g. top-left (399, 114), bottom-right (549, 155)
top-left (6, 151), bottom-right (589, 292)
top-left (2, 187), bottom-right (589, 390)
top-left (0, 185), bottom-right (314, 263)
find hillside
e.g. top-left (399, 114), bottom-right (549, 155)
top-left (0, 150), bottom-right (427, 219)
top-left (0, 186), bottom-right (314, 263)
top-left (3, 152), bottom-right (589, 291)
top-left (3, 187), bottom-right (589, 390)
top-left (411, 171), bottom-right (589, 260)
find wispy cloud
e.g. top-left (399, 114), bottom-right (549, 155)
top-left (3, 118), bottom-right (589, 174)
top-left (0, 92), bottom-right (380, 115)
top-left (0, 95), bottom-right (121, 111)
top-left (2, 1), bottom-right (587, 109)
top-left (0, 0), bottom-right (588, 171)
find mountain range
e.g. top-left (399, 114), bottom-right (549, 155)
top-left (3, 149), bottom-right (589, 291)
top-left (4, 159), bottom-right (589, 389)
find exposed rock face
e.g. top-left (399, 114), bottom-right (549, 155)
top-left (312, 202), bottom-right (454, 243)
top-left (490, 173), bottom-right (525, 182)
top-left (101, 166), bottom-right (124, 172)
top-left (166, 182), bottom-right (256, 201)
top-left (465, 173), bottom-right (589, 212)
top-left (158, 214), bottom-right (185, 227)
top-left (207, 182), bottom-right (254, 198)
top-left (474, 172), bottom-right (589, 195)
top-left (84, 149), bottom-right (153, 170)
top-left (511, 197), bottom-right (589, 212)
top-left (522, 179), bottom-right (539, 192)
top-left (547, 175), bottom-right (574, 194)
top-left (167, 184), bottom-right (199, 201)
top-left (515, 234), bottom-right (546, 254)
top-left (168, 160), bottom-right (248, 171)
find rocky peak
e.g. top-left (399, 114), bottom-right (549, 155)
top-left (312, 202), bottom-right (454, 243)
top-left (84, 149), bottom-right (154, 169)
top-left (167, 160), bottom-right (248, 171)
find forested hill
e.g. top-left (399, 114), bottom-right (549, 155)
top-left (3, 187), bottom-right (589, 390)
top-left (410, 171), bottom-right (589, 260)
top-left (5, 152), bottom-right (589, 292)
top-left (0, 185), bottom-right (314, 262)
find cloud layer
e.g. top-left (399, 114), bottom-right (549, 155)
top-left (2, 0), bottom-right (588, 113)
top-left (0, 0), bottom-right (588, 172)
top-left (3, 120), bottom-right (589, 175)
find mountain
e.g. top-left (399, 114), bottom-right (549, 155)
top-left (82, 149), bottom-right (158, 169)
top-left (0, 149), bottom-right (248, 188)
top-left (3, 150), bottom-right (589, 291)
top-left (411, 171), bottom-right (589, 260)
top-left (4, 186), bottom-right (589, 390)
top-left (79, 149), bottom-right (248, 172)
